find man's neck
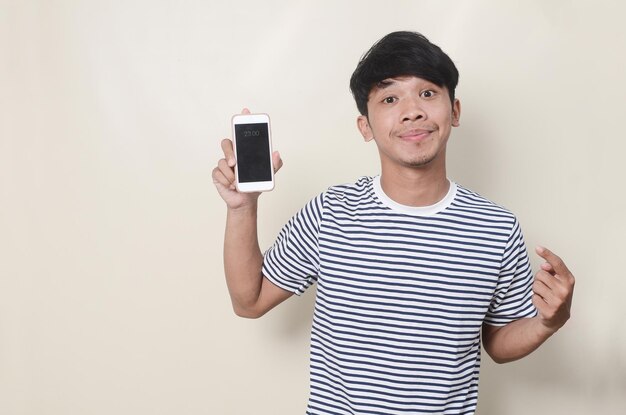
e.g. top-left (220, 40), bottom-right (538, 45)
top-left (379, 165), bottom-right (450, 207)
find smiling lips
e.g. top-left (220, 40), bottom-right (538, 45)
top-left (398, 128), bottom-right (434, 142)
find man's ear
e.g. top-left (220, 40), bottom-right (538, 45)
top-left (452, 99), bottom-right (461, 127)
top-left (357, 115), bottom-right (374, 142)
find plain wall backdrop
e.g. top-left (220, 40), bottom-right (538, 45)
top-left (1, 0), bottom-right (625, 414)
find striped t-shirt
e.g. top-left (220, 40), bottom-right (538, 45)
top-left (263, 176), bottom-right (537, 415)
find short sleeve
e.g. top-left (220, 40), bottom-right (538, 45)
top-left (262, 193), bottom-right (324, 295)
top-left (484, 218), bottom-right (538, 326)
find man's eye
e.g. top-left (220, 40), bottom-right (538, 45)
top-left (383, 96), bottom-right (397, 104)
top-left (420, 90), bottom-right (436, 98)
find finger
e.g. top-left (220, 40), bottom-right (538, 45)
top-left (537, 269), bottom-right (575, 311)
top-left (242, 108), bottom-right (251, 115)
top-left (535, 268), bottom-right (561, 291)
top-left (272, 151), bottom-right (283, 173)
top-left (217, 158), bottom-right (236, 183)
top-left (532, 294), bottom-right (555, 324)
top-left (533, 278), bottom-right (554, 302)
top-left (213, 163), bottom-right (235, 187)
top-left (221, 138), bottom-right (236, 167)
top-left (535, 246), bottom-right (572, 277)
top-left (532, 293), bottom-right (549, 311)
top-left (540, 262), bottom-right (555, 274)
top-left (212, 165), bottom-right (234, 189)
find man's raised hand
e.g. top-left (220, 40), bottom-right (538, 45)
top-left (532, 246), bottom-right (575, 333)
top-left (212, 108), bottom-right (283, 210)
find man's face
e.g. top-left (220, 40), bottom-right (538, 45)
top-left (357, 76), bottom-right (460, 173)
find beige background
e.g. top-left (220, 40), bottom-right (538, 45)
top-left (1, 0), bottom-right (625, 414)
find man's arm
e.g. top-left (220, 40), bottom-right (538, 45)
top-left (482, 246), bottom-right (575, 363)
top-left (222, 200), bottom-right (293, 318)
top-left (212, 110), bottom-right (293, 318)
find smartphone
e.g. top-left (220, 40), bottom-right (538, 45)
top-left (231, 113), bottom-right (275, 192)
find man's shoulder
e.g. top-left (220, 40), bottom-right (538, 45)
top-left (324, 176), bottom-right (375, 199)
top-left (453, 184), bottom-right (518, 222)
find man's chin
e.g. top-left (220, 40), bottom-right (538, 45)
top-left (402, 156), bottom-right (436, 168)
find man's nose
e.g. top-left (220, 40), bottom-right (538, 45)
top-left (401, 98), bottom-right (426, 122)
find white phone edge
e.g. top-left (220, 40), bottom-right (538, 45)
top-left (231, 113), bottom-right (275, 193)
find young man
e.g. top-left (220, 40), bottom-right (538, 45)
top-left (212, 31), bottom-right (575, 415)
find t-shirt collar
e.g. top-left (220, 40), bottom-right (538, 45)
top-left (372, 175), bottom-right (457, 216)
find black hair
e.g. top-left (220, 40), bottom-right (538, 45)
top-left (349, 31), bottom-right (459, 116)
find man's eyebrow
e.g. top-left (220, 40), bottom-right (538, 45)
top-left (375, 79), bottom-right (396, 89)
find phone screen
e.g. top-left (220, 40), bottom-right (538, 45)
top-left (234, 122), bottom-right (272, 183)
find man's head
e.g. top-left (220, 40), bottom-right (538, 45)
top-left (349, 31), bottom-right (459, 117)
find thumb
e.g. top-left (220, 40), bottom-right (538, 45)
top-left (273, 151), bottom-right (283, 173)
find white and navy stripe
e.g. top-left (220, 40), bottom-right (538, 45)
top-left (263, 176), bottom-right (537, 415)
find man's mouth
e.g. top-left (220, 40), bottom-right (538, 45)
top-left (398, 129), bottom-right (433, 141)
